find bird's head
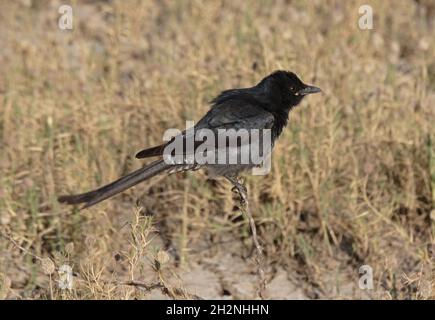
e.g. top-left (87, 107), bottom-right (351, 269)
top-left (258, 70), bottom-right (321, 109)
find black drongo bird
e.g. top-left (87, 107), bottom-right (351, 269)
top-left (58, 71), bottom-right (321, 209)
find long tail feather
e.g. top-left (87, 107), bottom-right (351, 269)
top-left (58, 160), bottom-right (169, 209)
top-left (135, 144), bottom-right (166, 159)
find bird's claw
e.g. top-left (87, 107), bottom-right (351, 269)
top-left (231, 184), bottom-right (247, 196)
top-left (231, 185), bottom-right (247, 207)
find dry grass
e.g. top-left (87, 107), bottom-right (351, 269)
top-left (0, 0), bottom-right (434, 299)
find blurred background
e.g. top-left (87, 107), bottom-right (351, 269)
top-left (0, 0), bottom-right (434, 299)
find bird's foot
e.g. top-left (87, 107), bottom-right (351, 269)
top-left (231, 184), bottom-right (247, 196)
top-left (225, 175), bottom-right (248, 205)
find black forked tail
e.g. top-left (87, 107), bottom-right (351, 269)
top-left (58, 160), bottom-right (169, 209)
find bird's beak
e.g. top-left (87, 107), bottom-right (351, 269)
top-left (296, 85), bottom-right (322, 96)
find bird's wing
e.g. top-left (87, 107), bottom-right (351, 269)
top-left (135, 102), bottom-right (274, 159)
top-left (197, 101), bottom-right (274, 131)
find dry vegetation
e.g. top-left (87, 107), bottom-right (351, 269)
top-left (0, 0), bottom-right (434, 300)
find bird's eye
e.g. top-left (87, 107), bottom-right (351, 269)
top-left (289, 87), bottom-right (294, 91)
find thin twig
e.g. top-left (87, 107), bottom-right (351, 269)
top-left (232, 178), bottom-right (267, 299)
top-left (0, 228), bottom-right (43, 261)
top-left (118, 280), bottom-right (163, 292)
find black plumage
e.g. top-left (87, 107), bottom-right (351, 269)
top-left (58, 70), bottom-right (321, 209)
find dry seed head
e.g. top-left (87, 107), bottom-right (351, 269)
top-left (41, 257), bottom-right (55, 275)
top-left (65, 242), bottom-right (74, 254)
top-left (85, 235), bottom-right (96, 248)
top-left (52, 251), bottom-right (64, 264)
